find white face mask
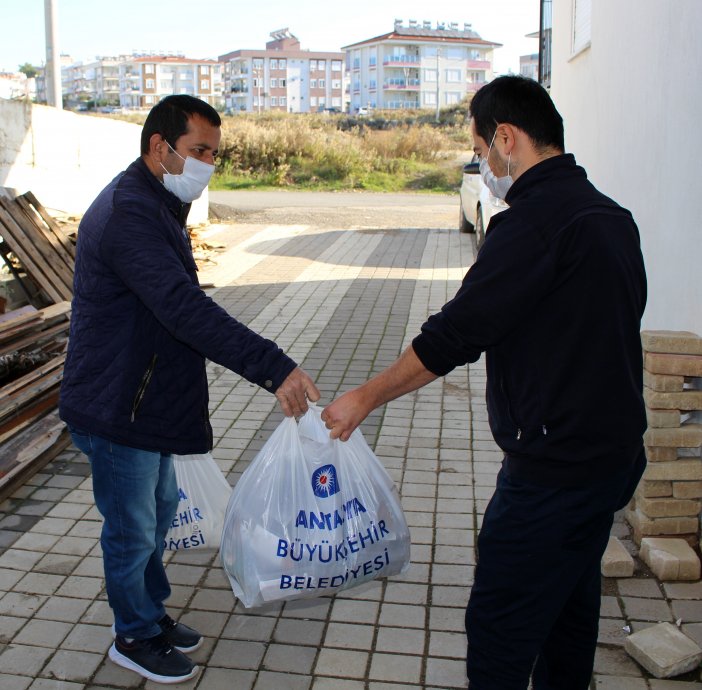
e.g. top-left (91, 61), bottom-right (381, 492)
top-left (479, 127), bottom-right (513, 200)
top-left (160, 143), bottom-right (215, 203)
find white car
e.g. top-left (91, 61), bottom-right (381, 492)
top-left (459, 154), bottom-right (508, 248)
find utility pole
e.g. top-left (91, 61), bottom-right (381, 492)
top-left (44, 0), bottom-right (63, 109)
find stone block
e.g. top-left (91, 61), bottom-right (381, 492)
top-left (645, 352), bottom-right (702, 377)
top-left (646, 446), bottom-right (679, 462)
top-left (644, 370), bottom-right (685, 392)
top-left (626, 507), bottom-right (698, 544)
top-left (640, 538), bottom-right (701, 581)
top-left (601, 536), bottom-right (635, 578)
top-left (644, 425), bottom-right (702, 449)
top-left (637, 479), bottom-right (673, 498)
top-left (624, 622), bottom-right (702, 678)
top-left (646, 408), bottom-right (681, 428)
top-left (641, 330), bottom-right (702, 355)
top-left (643, 460), bottom-right (702, 482)
top-left (635, 494), bottom-right (701, 518)
top-left (644, 389), bottom-right (702, 411)
top-left (673, 481), bottom-right (702, 499)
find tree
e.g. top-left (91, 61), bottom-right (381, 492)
top-left (18, 63), bottom-right (39, 78)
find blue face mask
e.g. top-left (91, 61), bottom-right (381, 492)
top-left (479, 127), bottom-right (513, 200)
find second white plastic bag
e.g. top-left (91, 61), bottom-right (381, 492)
top-left (164, 453), bottom-right (232, 552)
top-left (220, 405), bottom-right (410, 608)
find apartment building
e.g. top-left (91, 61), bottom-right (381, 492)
top-left (58, 54), bottom-right (223, 109)
top-left (118, 55), bottom-right (223, 109)
top-left (219, 29), bottom-right (344, 113)
top-left (62, 57), bottom-right (121, 105)
top-left (343, 19), bottom-right (501, 112)
top-left (0, 72), bottom-right (36, 101)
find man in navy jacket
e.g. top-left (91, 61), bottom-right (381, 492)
top-left (60, 95), bottom-right (319, 684)
top-left (322, 77), bottom-right (647, 689)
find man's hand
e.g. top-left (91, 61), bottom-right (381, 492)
top-left (321, 388), bottom-right (374, 442)
top-left (322, 346), bottom-right (438, 441)
top-left (275, 367), bottom-right (321, 417)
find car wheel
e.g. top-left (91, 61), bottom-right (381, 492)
top-left (475, 206), bottom-right (485, 248)
top-left (459, 199), bottom-right (474, 234)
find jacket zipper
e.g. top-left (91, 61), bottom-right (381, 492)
top-left (131, 354), bottom-right (158, 422)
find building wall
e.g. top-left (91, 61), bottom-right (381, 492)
top-left (0, 99), bottom-right (208, 223)
top-left (549, 0), bottom-right (702, 334)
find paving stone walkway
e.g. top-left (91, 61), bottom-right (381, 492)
top-left (0, 220), bottom-right (700, 689)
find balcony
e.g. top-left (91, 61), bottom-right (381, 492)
top-left (383, 78), bottom-right (420, 91)
top-left (383, 55), bottom-right (420, 66)
top-left (231, 85), bottom-right (249, 93)
top-left (468, 60), bottom-right (491, 69)
top-left (466, 81), bottom-right (487, 93)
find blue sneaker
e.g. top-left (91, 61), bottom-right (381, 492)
top-left (109, 633), bottom-right (198, 684)
top-left (158, 613), bottom-right (203, 653)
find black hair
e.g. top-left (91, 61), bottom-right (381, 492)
top-left (469, 76), bottom-right (564, 152)
top-left (140, 95), bottom-right (221, 155)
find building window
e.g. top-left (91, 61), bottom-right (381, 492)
top-left (424, 46), bottom-right (437, 57)
top-left (279, 59), bottom-right (287, 70)
top-left (445, 69), bottom-right (461, 82)
top-left (146, 78), bottom-right (155, 89)
top-left (445, 92), bottom-right (461, 105)
top-left (270, 78), bottom-right (277, 88)
top-left (280, 78), bottom-right (287, 87)
top-left (317, 59), bottom-right (326, 70)
top-left (470, 49), bottom-right (482, 60)
top-left (201, 65), bottom-right (210, 75)
top-left (424, 69), bottom-right (437, 82)
top-left (332, 96), bottom-right (341, 107)
top-left (145, 95), bottom-right (155, 104)
top-left (539, 0), bottom-right (553, 87)
top-left (318, 79), bottom-right (325, 88)
top-left (310, 60), bottom-right (317, 71)
top-left (369, 79), bottom-right (377, 89)
top-left (332, 60), bottom-right (342, 71)
top-left (447, 47), bottom-right (463, 59)
top-left (253, 58), bottom-right (264, 69)
top-left (270, 96), bottom-right (277, 106)
top-left (200, 79), bottom-right (209, 90)
top-left (280, 96), bottom-right (286, 106)
top-left (160, 80), bottom-right (170, 89)
top-left (424, 92), bottom-right (437, 105)
top-left (270, 59), bottom-right (278, 70)
top-left (318, 97), bottom-right (325, 107)
top-left (310, 96), bottom-right (318, 107)
top-left (252, 77), bottom-right (260, 87)
top-left (572, 0), bottom-right (592, 53)
top-left (332, 79), bottom-right (341, 89)
top-left (310, 79), bottom-right (317, 88)
top-left (145, 64), bottom-right (155, 74)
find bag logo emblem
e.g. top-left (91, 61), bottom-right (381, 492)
top-left (311, 464), bottom-right (340, 498)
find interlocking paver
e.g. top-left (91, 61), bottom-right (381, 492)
top-left (0, 217), bottom-right (698, 688)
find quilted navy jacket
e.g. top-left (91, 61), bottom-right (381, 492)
top-left (60, 157), bottom-right (297, 454)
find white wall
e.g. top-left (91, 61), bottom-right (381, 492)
top-left (549, 0), bottom-right (702, 334)
top-left (0, 99), bottom-right (208, 223)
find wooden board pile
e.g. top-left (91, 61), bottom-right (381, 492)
top-left (0, 188), bottom-right (75, 500)
top-left (627, 330), bottom-right (702, 547)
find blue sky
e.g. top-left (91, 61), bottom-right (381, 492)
top-left (1, 0), bottom-right (539, 75)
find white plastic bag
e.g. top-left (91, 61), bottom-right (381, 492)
top-left (164, 453), bottom-right (232, 552)
top-left (220, 405), bottom-right (411, 608)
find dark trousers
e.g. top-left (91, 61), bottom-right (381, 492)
top-left (466, 450), bottom-right (646, 690)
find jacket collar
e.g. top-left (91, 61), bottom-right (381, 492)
top-left (131, 157), bottom-right (191, 226)
top-left (505, 153), bottom-right (583, 205)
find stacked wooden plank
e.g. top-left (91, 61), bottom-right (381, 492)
top-left (626, 331), bottom-right (702, 548)
top-left (0, 188), bottom-right (75, 500)
top-left (0, 188), bottom-right (75, 306)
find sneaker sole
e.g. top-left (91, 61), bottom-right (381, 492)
top-left (108, 643), bottom-right (199, 684)
top-left (111, 624), bottom-right (203, 653)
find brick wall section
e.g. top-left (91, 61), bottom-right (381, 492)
top-left (627, 330), bottom-right (702, 547)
